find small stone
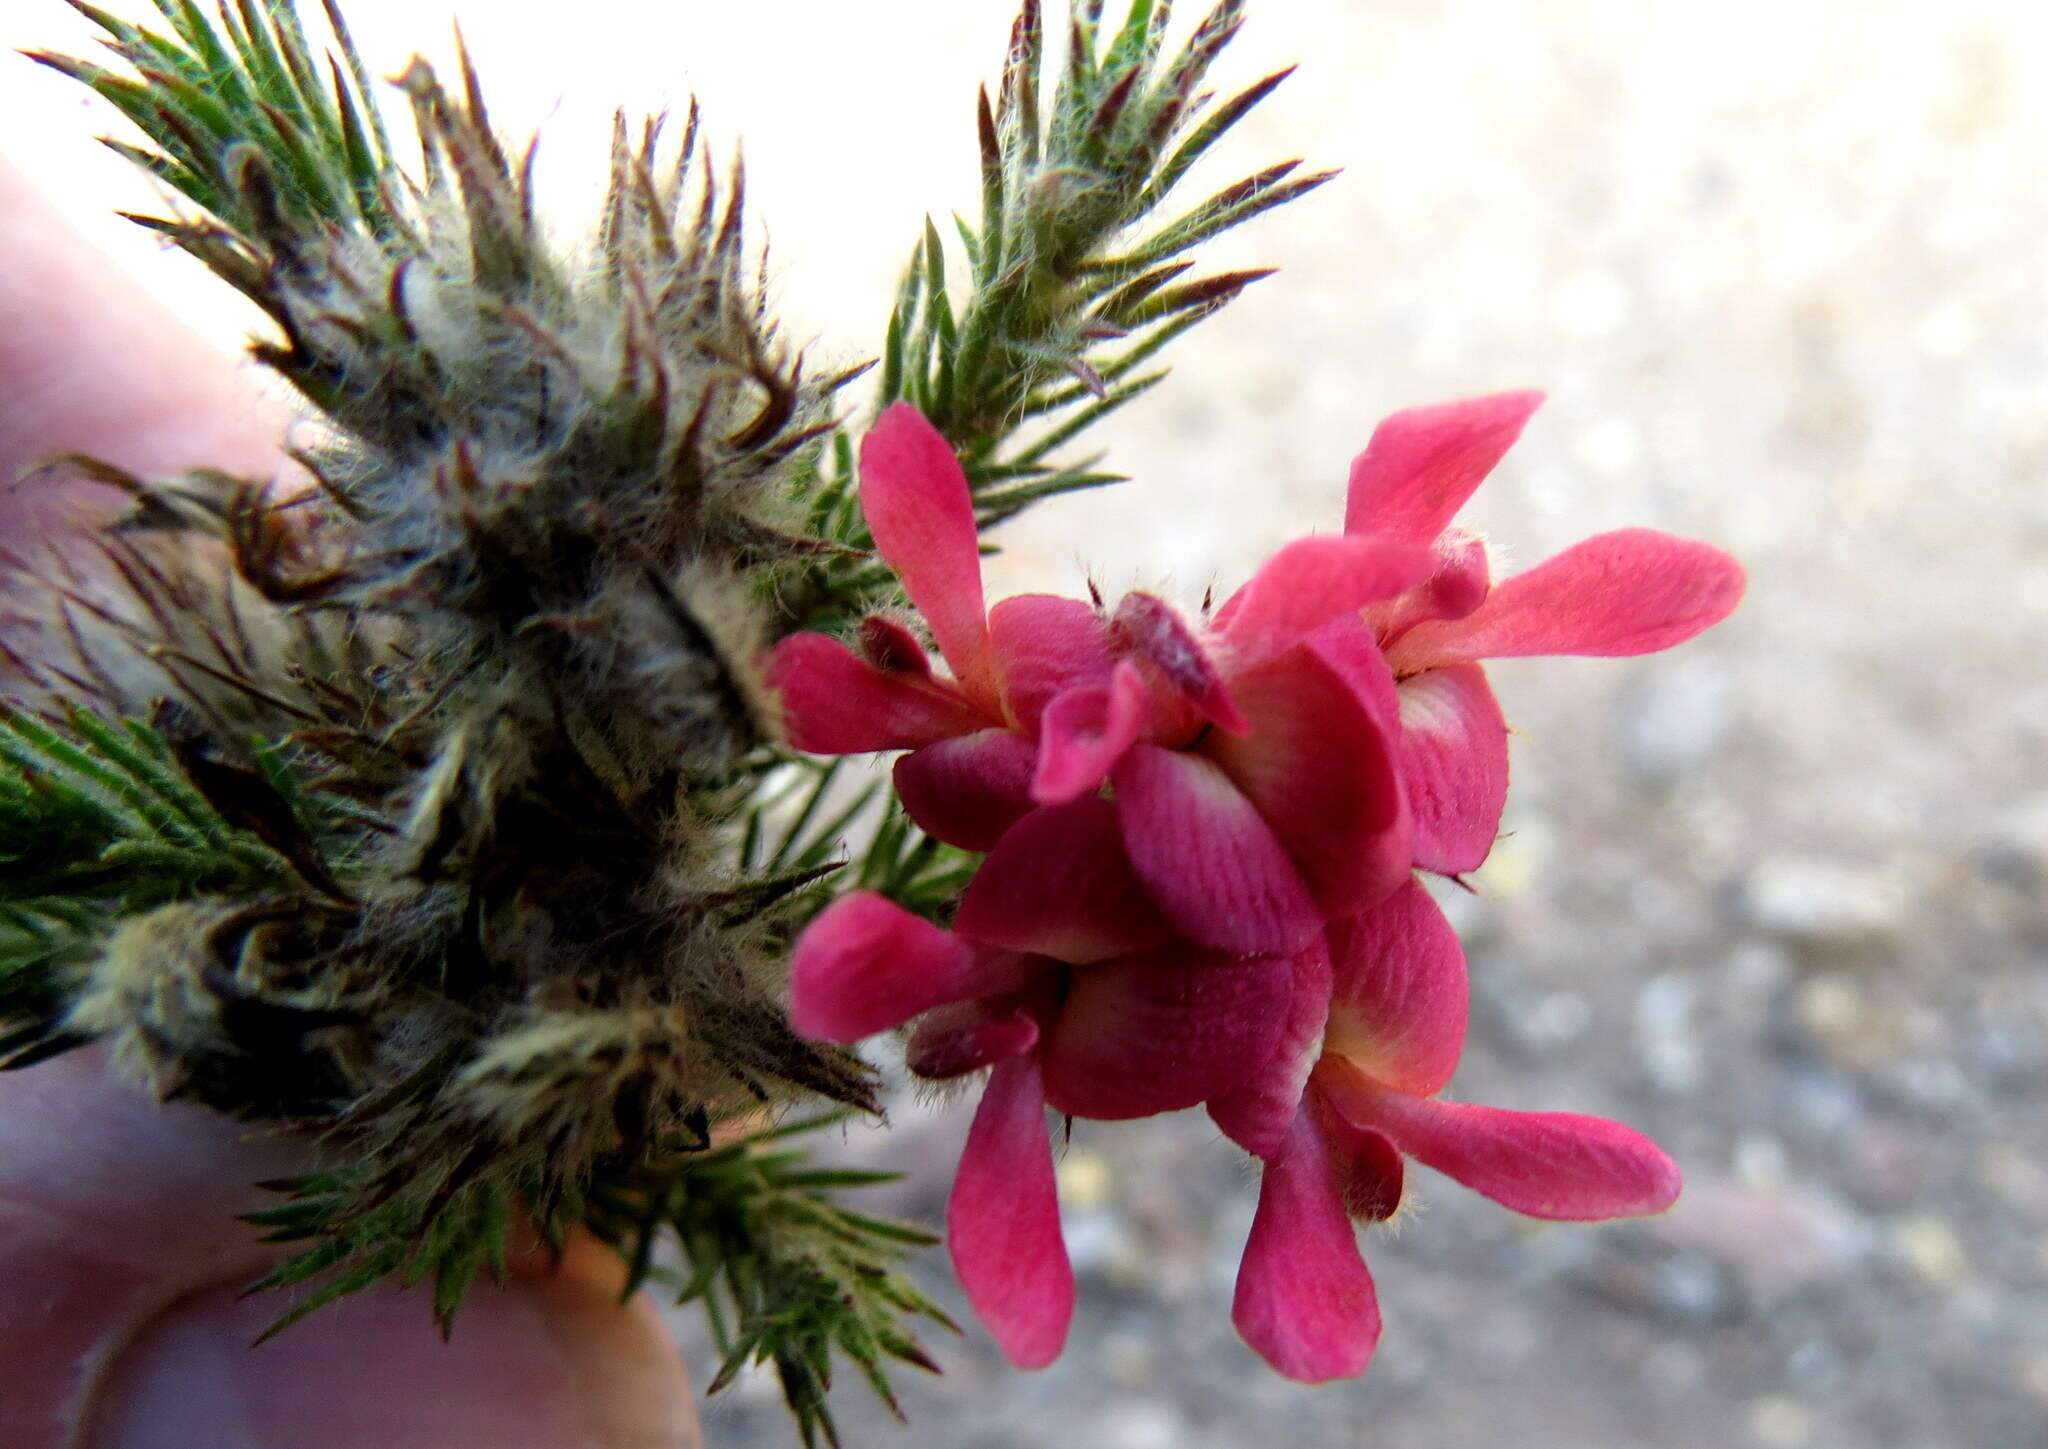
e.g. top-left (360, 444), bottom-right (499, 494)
top-left (1101, 1332), bottom-right (1158, 1388)
top-left (1058, 1148), bottom-right (1112, 1210)
top-left (1620, 654), bottom-right (1730, 781)
top-left (1733, 1133), bottom-right (1788, 1190)
top-left (1635, 972), bottom-right (1703, 1093)
top-left (1748, 1395), bottom-right (1816, 1448)
top-left (1740, 856), bottom-right (1907, 948)
top-left (1891, 1213), bottom-right (1972, 1289)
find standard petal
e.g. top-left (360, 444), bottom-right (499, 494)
top-left (1325, 880), bottom-right (1469, 1098)
top-left (1231, 1107), bottom-right (1381, 1383)
top-left (1032, 662), bottom-right (1147, 804)
top-left (1396, 663), bottom-right (1507, 876)
top-left (1343, 391), bottom-right (1544, 545)
top-left (1319, 1060), bottom-right (1682, 1221)
top-left (948, 1054), bottom-right (1074, 1369)
top-left (989, 593), bottom-right (1114, 730)
top-left (789, 893), bottom-right (1032, 1042)
top-left (859, 403), bottom-right (993, 690)
top-left (893, 729), bottom-right (1038, 850)
top-left (905, 999), bottom-right (1041, 1080)
top-left (1205, 618), bottom-right (1411, 918)
top-left (1112, 744), bottom-right (1321, 955)
top-left (1038, 944), bottom-right (1292, 1120)
top-left (1208, 934), bottom-right (1334, 1159)
top-left (1109, 591), bottom-right (1248, 738)
top-left (766, 633), bottom-right (982, 754)
top-left (954, 798), bottom-right (1175, 963)
top-left (1388, 528), bottom-right (1746, 671)
top-left (1215, 534), bottom-right (1433, 673)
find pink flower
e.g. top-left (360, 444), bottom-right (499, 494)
top-left (789, 798), bottom-right (1310, 1367)
top-left (1340, 391), bottom-right (1747, 875)
top-left (1229, 882), bottom-right (1682, 1382)
top-left (767, 402), bottom-right (1434, 956)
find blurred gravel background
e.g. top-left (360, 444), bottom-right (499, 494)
top-left (7, 3), bottom-right (2048, 1446)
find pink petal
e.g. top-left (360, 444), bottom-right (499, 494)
top-left (954, 798), bottom-right (1175, 963)
top-left (860, 403), bottom-right (992, 691)
top-left (1216, 535), bottom-right (1433, 673)
top-left (1208, 934), bottom-right (1334, 1159)
top-left (1371, 529), bottom-right (1491, 644)
top-left (857, 614), bottom-right (933, 674)
top-left (948, 1054), bottom-right (1074, 1369)
top-left (1231, 1107), bottom-right (1380, 1383)
top-left (1325, 880), bottom-right (1468, 1097)
top-left (1032, 662), bottom-right (1147, 804)
top-left (1112, 744), bottom-right (1322, 955)
top-left (893, 729), bottom-right (1038, 850)
top-left (1388, 529), bottom-right (1746, 671)
top-left (1109, 591), bottom-right (1248, 738)
top-left (1204, 618), bottom-right (1411, 918)
top-left (1397, 664), bottom-right (1508, 876)
top-left (989, 593), bottom-right (1113, 730)
top-left (766, 633), bottom-right (982, 754)
top-left (905, 999), bottom-right (1041, 1080)
top-left (1324, 1113), bottom-right (1407, 1222)
top-left (789, 893), bottom-right (1033, 1042)
top-left (1344, 391), bottom-right (1544, 545)
top-left (1319, 1060), bottom-right (1682, 1221)
top-left (1039, 944), bottom-right (1292, 1120)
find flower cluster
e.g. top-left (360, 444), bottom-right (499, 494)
top-left (767, 397), bottom-right (1744, 1376)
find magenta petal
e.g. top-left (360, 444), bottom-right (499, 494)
top-left (989, 593), bottom-right (1114, 729)
top-left (955, 798), bottom-right (1175, 963)
top-left (1217, 534), bottom-right (1433, 673)
top-left (1232, 1107), bottom-right (1380, 1383)
top-left (1032, 662), bottom-right (1147, 804)
top-left (906, 1000), bottom-right (1041, 1080)
top-left (1373, 529), bottom-right (1492, 643)
top-left (1039, 944), bottom-right (1292, 1120)
top-left (857, 614), bottom-right (934, 674)
top-left (1205, 619), bottom-right (1411, 918)
top-left (1109, 591), bottom-right (1249, 737)
top-left (1344, 391), bottom-right (1544, 545)
top-left (1324, 1115), bottom-right (1407, 1222)
top-left (1113, 744), bottom-right (1321, 955)
top-left (1208, 934), bottom-right (1334, 1159)
top-left (1326, 880), bottom-right (1468, 1097)
top-left (860, 403), bottom-right (993, 690)
top-left (789, 893), bottom-right (1027, 1042)
top-left (766, 633), bottom-right (982, 753)
top-left (893, 729), bottom-right (1039, 850)
top-left (1320, 1062), bottom-right (1682, 1221)
top-left (1389, 528), bottom-right (1746, 670)
top-left (1397, 664), bottom-right (1508, 876)
top-left (949, 1055), bottom-right (1074, 1369)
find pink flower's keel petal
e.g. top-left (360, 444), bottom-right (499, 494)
top-left (1112, 745), bottom-right (1322, 955)
top-left (948, 1055), bottom-right (1074, 1369)
top-left (1396, 664), bottom-right (1508, 876)
top-left (1325, 880), bottom-right (1469, 1097)
top-left (1344, 391), bottom-right (1544, 545)
top-left (1206, 619), bottom-right (1411, 918)
top-left (1232, 1107), bottom-right (1381, 1383)
top-left (1372, 529), bottom-right (1492, 644)
top-left (1039, 945), bottom-right (1292, 1120)
top-left (1324, 1113), bottom-right (1407, 1222)
top-left (1216, 534), bottom-right (1433, 673)
top-left (1208, 935), bottom-right (1334, 1159)
top-left (954, 798), bottom-right (1175, 963)
top-left (789, 893), bottom-right (1032, 1042)
top-left (1109, 591), bottom-right (1249, 737)
top-left (856, 614), bottom-right (933, 674)
top-left (859, 403), bottom-right (993, 690)
top-left (905, 1000), bottom-right (1041, 1080)
top-left (766, 634), bottom-right (982, 753)
top-left (893, 730), bottom-right (1039, 850)
top-left (1319, 1060), bottom-right (1681, 1221)
top-left (1032, 663), bottom-right (1147, 804)
top-left (1390, 528), bottom-right (1746, 671)
top-left (988, 593), bottom-right (1114, 729)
